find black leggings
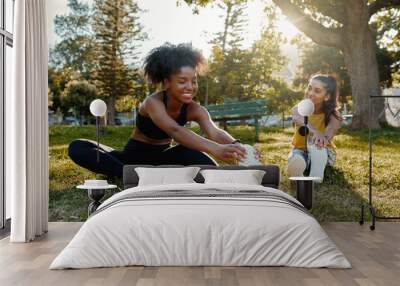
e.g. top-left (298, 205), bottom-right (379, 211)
top-left (68, 138), bottom-right (217, 178)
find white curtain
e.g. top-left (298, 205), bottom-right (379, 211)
top-left (6, 0), bottom-right (48, 242)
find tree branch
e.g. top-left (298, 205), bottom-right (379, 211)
top-left (369, 0), bottom-right (400, 17)
top-left (272, 0), bottom-right (343, 49)
top-left (313, 0), bottom-right (346, 25)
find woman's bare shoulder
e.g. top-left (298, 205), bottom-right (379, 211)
top-left (142, 92), bottom-right (164, 106)
top-left (139, 92), bottom-right (164, 115)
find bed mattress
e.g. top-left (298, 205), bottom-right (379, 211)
top-left (50, 183), bottom-right (351, 269)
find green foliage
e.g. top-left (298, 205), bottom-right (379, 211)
top-left (372, 7), bottom-right (400, 51)
top-left (289, 0), bottom-right (345, 28)
top-left (48, 67), bottom-right (78, 113)
top-left (60, 80), bottom-right (98, 121)
top-left (49, 125), bottom-right (400, 222)
top-left (115, 95), bottom-right (137, 112)
top-left (50, 0), bottom-right (96, 80)
top-left (198, 5), bottom-right (289, 106)
top-left (267, 79), bottom-right (303, 114)
top-left (245, 18), bottom-right (287, 99)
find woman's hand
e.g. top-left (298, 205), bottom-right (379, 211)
top-left (211, 143), bottom-right (247, 164)
top-left (311, 131), bottom-right (329, 148)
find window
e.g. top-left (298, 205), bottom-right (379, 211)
top-left (1, 0), bottom-right (14, 231)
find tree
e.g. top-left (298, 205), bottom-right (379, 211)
top-left (48, 67), bottom-right (78, 114)
top-left (244, 14), bottom-right (287, 99)
top-left (200, 4), bottom-right (287, 104)
top-left (50, 0), bottom-right (96, 80)
top-left (184, 0), bottom-right (400, 129)
top-left (210, 0), bottom-right (248, 51)
top-left (92, 0), bottom-right (147, 125)
top-left (208, 0), bottom-right (248, 101)
top-left (60, 80), bottom-right (98, 123)
top-left (203, 46), bottom-right (251, 102)
top-left (115, 68), bottom-right (148, 112)
top-left (370, 10), bottom-right (400, 86)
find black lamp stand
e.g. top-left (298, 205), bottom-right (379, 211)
top-left (298, 116), bottom-right (310, 158)
top-left (96, 116), bottom-right (100, 164)
top-left (359, 95), bottom-right (400, 230)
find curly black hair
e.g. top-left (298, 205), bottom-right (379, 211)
top-left (143, 43), bottom-right (206, 85)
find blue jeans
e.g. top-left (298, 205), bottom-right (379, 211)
top-left (288, 148), bottom-right (310, 169)
top-left (288, 146), bottom-right (330, 181)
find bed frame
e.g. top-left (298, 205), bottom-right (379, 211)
top-left (123, 164), bottom-right (280, 189)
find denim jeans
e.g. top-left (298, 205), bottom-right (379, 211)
top-left (288, 145), bottom-right (330, 181)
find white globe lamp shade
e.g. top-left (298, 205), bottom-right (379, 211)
top-left (90, 99), bottom-right (107, 117)
top-left (298, 99), bottom-right (315, 117)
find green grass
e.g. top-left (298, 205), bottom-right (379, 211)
top-left (49, 125), bottom-right (400, 222)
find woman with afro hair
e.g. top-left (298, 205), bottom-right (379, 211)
top-left (68, 43), bottom-right (247, 178)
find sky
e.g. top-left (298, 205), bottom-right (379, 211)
top-left (46, 0), bottom-right (300, 61)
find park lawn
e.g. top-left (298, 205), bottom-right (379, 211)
top-left (49, 125), bottom-right (400, 222)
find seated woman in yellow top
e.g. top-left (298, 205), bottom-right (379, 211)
top-left (287, 74), bottom-right (343, 182)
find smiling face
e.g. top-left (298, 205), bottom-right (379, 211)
top-left (305, 79), bottom-right (330, 112)
top-left (164, 66), bottom-right (198, 104)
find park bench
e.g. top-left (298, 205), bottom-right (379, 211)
top-left (206, 99), bottom-right (268, 141)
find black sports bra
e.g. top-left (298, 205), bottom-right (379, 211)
top-left (135, 91), bottom-right (188, 140)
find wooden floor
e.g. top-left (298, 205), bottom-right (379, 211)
top-left (0, 222), bottom-right (399, 286)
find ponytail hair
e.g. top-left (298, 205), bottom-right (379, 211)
top-left (311, 74), bottom-right (342, 125)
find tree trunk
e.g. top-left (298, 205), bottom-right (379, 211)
top-left (107, 95), bottom-right (116, 125)
top-left (341, 3), bottom-right (383, 129)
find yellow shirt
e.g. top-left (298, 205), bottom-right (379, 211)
top-left (292, 113), bottom-right (327, 150)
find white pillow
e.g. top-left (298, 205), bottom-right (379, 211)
top-left (200, 169), bottom-right (266, 185)
top-left (135, 167), bottom-right (201, 186)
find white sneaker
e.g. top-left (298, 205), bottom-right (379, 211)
top-left (287, 155), bottom-right (306, 177)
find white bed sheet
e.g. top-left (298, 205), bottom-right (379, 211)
top-left (50, 183), bottom-right (351, 269)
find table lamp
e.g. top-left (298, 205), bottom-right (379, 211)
top-left (89, 99), bottom-right (107, 163)
top-left (297, 99), bottom-right (315, 156)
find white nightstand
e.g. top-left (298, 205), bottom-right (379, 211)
top-left (289, 177), bottom-right (320, 210)
top-left (77, 184), bottom-right (118, 216)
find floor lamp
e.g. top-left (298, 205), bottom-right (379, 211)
top-left (89, 99), bottom-right (107, 164)
top-left (78, 99), bottom-right (111, 216)
top-left (290, 99), bottom-right (315, 210)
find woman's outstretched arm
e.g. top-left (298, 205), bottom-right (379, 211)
top-left (190, 105), bottom-right (237, 144)
top-left (324, 114), bottom-right (342, 141)
top-left (145, 97), bottom-right (246, 163)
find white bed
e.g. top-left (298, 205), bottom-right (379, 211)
top-left (50, 182), bottom-right (351, 269)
